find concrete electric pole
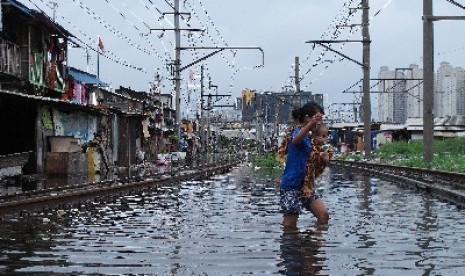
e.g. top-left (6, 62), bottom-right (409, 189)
top-left (422, 0), bottom-right (465, 163)
top-left (295, 56), bottom-right (301, 107)
top-left (307, 0), bottom-right (372, 159)
top-left (174, 0), bottom-right (182, 140)
top-left (152, 1), bottom-right (262, 145)
top-left (361, 0), bottom-right (372, 159)
top-left (423, 0), bottom-right (434, 163)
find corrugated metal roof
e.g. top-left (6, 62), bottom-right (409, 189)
top-left (3, 0), bottom-right (33, 16)
top-left (434, 115), bottom-right (465, 126)
top-left (380, 124), bottom-right (406, 130)
top-left (405, 117), bottom-right (423, 126)
top-left (2, 0), bottom-right (33, 16)
top-left (0, 89), bottom-right (106, 114)
top-left (434, 131), bottom-right (465, 138)
top-left (220, 129), bottom-right (256, 139)
top-left (68, 67), bottom-right (108, 86)
top-left (31, 11), bottom-right (74, 38)
top-left (4, 0), bottom-right (74, 38)
top-left (406, 116), bottom-right (465, 131)
top-left (330, 122), bottom-right (362, 129)
top-left (407, 126), bottom-right (423, 131)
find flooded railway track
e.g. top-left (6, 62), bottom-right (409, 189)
top-left (0, 162), bottom-right (239, 215)
top-left (332, 159), bottom-right (465, 207)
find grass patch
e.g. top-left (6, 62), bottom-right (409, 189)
top-left (249, 152), bottom-right (282, 169)
top-left (371, 137), bottom-right (465, 173)
top-left (249, 152), bottom-right (283, 178)
top-left (250, 138), bottom-right (465, 174)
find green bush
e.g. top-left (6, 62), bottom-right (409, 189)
top-left (434, 137), bottom-right (465, 154)
top-left (250, 152), bottom-right (281, 168)
top-left (341, 153), bottom-right (364, 161)
top-left (372, 138), bottom-right (465, 173)
top-left (249, 138), bottom-right (465, 173)
top-left (373, 140), bottom-right (423, 160)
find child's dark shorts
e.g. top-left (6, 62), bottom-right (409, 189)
top-left (280, 188), bottom-right (320, 215)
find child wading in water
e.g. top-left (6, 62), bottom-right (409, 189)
top-left (277, 102), bottom-right (332, 229)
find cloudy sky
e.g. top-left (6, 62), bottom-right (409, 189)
top-left (21, 0), bottom-right (465, 112)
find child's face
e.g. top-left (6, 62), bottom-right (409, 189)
top-left (314, 127), bottom-right (329, 146)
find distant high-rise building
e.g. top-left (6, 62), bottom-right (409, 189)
top-left (435, 62), bottom-right (465, 117)
top-left (406, 64), bottom-right (423, 118)
top-left (457, 67), bottom-right (465, 115)
top-left (377, 66), bottom-right (409, 123)
top-left (377, 62), bottom-right (465, 122)
top-left (435, 62), bottom-right (456, 118)
top-left (378, 65), bottom-right (425, 123)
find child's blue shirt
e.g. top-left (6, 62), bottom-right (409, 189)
top-left (280, 128), bottom-right (312, 190)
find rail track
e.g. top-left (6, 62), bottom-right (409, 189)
top-left (0, 161), bottom-right (239, 215)
top-left (332, 159), bottom-right (465, 207)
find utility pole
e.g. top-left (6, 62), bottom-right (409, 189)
top-left (421, 1), bottom-right (465, 162)
top-left (362, 0), bottom-right (372, 159)
top-left (256, 105), bottom-right (264, 153)
top-left (306, 0), bottom-right (372, 159)
top-left (264, 103), bottom-right (268, 151)
top-left (206, 100), bottom-right (210, 160)
top-left (200, 65), bottom-right (205, 155)
top-left (151, 0), bottom-right (202, 140)
top-left (275, 101), bottom-right (280, 150)
top-left (48, 1), bottom-right (58, 21)
top-left (174, 0), bottom-right (182, 141)
top-left (354, 92), bottom-right (358, 122)
top-left (295, 56), bottom-right (301, 107)
top-left (151, 1), bottom-right (263, 146)
top-left (423, 0), bottom-right (434, 163)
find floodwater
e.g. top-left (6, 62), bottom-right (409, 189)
top-left (1, 165), bottom-right (465, 275)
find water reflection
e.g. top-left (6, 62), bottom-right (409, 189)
top-left (277, 227), bottom-right (326, 275)
top-left (412, 194), bottom-right (439, 274)
top-left (0, 214), bottom-right (69, 275)
top-left (0, 165), bottom-right (465, 275)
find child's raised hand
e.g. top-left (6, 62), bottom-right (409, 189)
top-left (305, 113), bottom-right (322, 128)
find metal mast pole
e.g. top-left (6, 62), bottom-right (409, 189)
top-left (264, 103), bottom-right (268, 150)
top-left (200, 65), bottom-right (205, 154)
top-left (362, 0), bottom-right (372, 159)
top-left (423, 0), bottom-right (434, 163)
top-left (174, 0), bottom-right (181, 140)
top-left (206, 100), bottom-right (210, 157)
top-left (295, 56), bottom-right (301, 107)
top-left (275, 102), bottom-right (280, 150)
top-left (49, 1), bottom-right (58, 21)
top-left (151, 5), bottom-right (263, 147)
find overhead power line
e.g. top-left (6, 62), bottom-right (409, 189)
top-left (444, 0), bottom-right (465, 10)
